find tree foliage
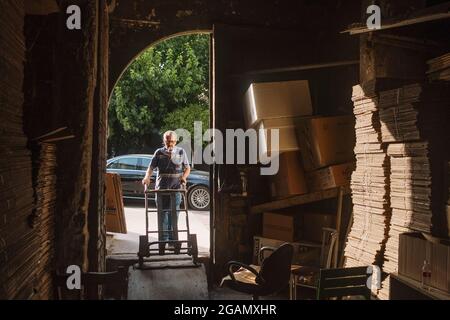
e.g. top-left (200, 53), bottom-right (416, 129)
top-left (108, 34), bottom-right (210, 156)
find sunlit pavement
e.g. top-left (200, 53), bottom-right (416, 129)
top-left (107, 199), bottom-right (210, 256)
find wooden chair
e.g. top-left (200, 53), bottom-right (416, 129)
top-left (290, 227), bottom-right (338, 299)
top-left (54, 266), bottom-right (129, 300)
top-left (316, 266), bottom-right (372, 300)
top-left (220, 243), bottom-right (293, 300)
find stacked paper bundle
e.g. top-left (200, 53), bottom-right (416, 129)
top-left (379, 83), bottom-right (449, 230)
top-left (378, 83), bottom-right (449, 143)
top-left (34, 143), bottom-right (58, 299)
top-left (427, 52), bottom-right (450, 81)
top-left (383, 143), bottom-right (432, 271)
top-left (378, 143), bottom-right (432, 299)
top-left (377, 83), bottom-right (449, 299)
top-left (344, 84), bottom-right (391, 269)
top-left (447, 162), bottom-right (450, 238)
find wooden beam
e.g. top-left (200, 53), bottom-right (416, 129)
top-left (110, 17), bottom-right (161, 27)
top-left (237, 60), bottom-right (360, 77)
top-left (250, 186), bottom-right (351, 214)
top-left (25, 0), bottom-right (59, 15)
top-left (342, 11), bottom-right (450, 35)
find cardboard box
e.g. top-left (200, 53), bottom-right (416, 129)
top-left (244, 80), bottom-right (313, 129)
top-left (295, 116), bottom-right (355, 171)
top-left (399, 232), bottom-right (450, 293)
top-left (257, 117), bottom-right (301, 159)
top-left (253, 236), bottom-right (321, 266)
top-left (306, 162), bottom-right (355, 192)
top-left (105, 173), bottom-right (127, 234)
top-left (263, 212), bottom-right (295, 242)
top-left (270, 152), bottom-right (308, 199)
top-left (302, 212), bottom-right (336, 243)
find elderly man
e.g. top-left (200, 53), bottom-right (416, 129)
top-left (142, 131), bottom-right (190, 251)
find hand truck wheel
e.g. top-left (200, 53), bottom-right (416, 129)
top-left (189, 234), bottom-right (199, 264)
top-left (138, 255), bottom-right (144, 269)
top-left (138, 235), bottom-right (149, 259)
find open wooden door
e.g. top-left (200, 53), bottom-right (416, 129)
top-left (211, 23), bottom-right (358, 281)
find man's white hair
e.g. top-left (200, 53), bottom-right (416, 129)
top-left (163, 130), bottom-right (177, 141)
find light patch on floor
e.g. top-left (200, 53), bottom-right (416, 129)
top-left (107, 200), bottom-right (210, 256)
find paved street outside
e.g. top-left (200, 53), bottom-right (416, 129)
top-left (107, 199), bottom-right (210, 256)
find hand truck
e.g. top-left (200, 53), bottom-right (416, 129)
top-left (137, 185), bottom-right (199, 269)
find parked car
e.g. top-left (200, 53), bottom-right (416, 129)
top-left (106, 154), bottom-right (210, 210)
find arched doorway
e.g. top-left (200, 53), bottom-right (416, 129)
top-left (105, 32), bottom-right (214, 265)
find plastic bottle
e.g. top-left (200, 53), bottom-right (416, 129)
top-left (421, 260), bottom-right (431, 289)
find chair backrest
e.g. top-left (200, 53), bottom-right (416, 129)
top-left (316, 266), bottom-right (372, 300)
top-left (258, 243), bottom-right (293, 294)
top-left (54, 266), bottom-right (129, 300)
top-left (319, 228), bottom-right (338, 269)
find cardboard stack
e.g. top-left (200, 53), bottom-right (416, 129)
top-left (447, 162), bottom-right (450, 238)
top-left (344, 84), bottom-right (391, 270)
top-left (244, 80), bottom-right (313, 199)
top-left (379, 142), bottom-right (432, 300)
top-left (427, 52), bottom-right (450, 81)
top-left (0, 1), bottom-right (38, 299)
top-left (376, 82), bottom-right (450, 299)
top-left (387, 143), bottom-right (432, 233)
top-left (295, 115), bottom-right (355, 194)
top-left (378, 83), bottom-right (449, 144)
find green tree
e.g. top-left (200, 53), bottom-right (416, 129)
top-left (160, 103), bottom-right (210, 145)
top-left (108, 34), bottom-right (210, 156)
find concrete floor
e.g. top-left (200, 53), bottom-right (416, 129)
top-left (107, 199), bottom-right (210, 256)
top-left (106, 200), bottom-right (290, 300)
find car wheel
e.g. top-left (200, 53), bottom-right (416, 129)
top-left (188, 185), bottom-right (210, 211)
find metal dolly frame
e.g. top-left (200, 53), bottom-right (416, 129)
top-left (137, 187), bottom-right (199, 269)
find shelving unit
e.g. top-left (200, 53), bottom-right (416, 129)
top-left (250, 186), bottom-right (350, 215)
top-left (251, 185), bottom-right (350, 268)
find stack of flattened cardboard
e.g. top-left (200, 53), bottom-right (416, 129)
top-left (377, 82), bottom-right (450, 299)
top-left (34, 143), bottom-right (58, 299)
top-left (379, 143), bottom-right (431, 300)
top-left (447, 162), bottom-right (450, 238)
top-left (427, 52), bottom-right (450, 81)
top-left (378, 83), bottom-right (449, 143)
top-left (344, 84), bottom-right (390, 269)
top-left (387, 143), bottom-right (432, 233)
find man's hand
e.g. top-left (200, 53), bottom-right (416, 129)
top-left (143, 167), bottom-right (153, 187)
top-left (180, 166), bottom-right (190, 186)
top-left (142, 176), bottom-right (151, 186)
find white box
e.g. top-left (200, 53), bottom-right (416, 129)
top-left (244, 80), bottom-right (313, 129)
